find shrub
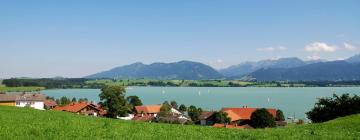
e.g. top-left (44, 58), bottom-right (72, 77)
top-left (250, 108), bottom-right (276, 128)
top-left (306, 94), bottom-right (360, 123)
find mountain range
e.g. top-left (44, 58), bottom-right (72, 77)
top-left (86, 54), bottom-right (360, 81)
top-left (85, 61), bottom-right (223, 80)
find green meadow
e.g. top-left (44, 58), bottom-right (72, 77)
top-left (0, 106), bottom-right (359, 140)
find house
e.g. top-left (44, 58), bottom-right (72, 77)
top-left (44, 100), bottom-right (57, 109)
top-left (221, 107), bottom-right (277, 125)
top-left (199, 111), bottom-right (215, 126)
top-left (53, 102), bottom-right (103, 116)
top-left (134, 105), bottom-right (162, 117)
top-left (0, 93), bottom-right (45, 110)
top-left (132, 105), bottom-right (190, 122)
top-left (0, 94), bottom-right (17, 106)
top-left (132, 105), bottom-right (162, 122)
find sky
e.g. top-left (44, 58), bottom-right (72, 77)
top-left (1, 0), bottom-right (360, 78)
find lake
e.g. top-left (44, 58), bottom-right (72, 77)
top-left (42, 87), bottom-right (360, 119)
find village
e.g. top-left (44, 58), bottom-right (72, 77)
top-left (0, 92), bottom-right (287, 129)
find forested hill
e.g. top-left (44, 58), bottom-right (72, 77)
top-left (85, 61), bottom-right (223, 80)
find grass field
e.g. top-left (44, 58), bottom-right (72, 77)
top-left (0, 86), bottom-right (45, 92)
top-left (0, 106), bottom-right (359, 140)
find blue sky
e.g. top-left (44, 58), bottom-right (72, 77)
top-left (1, 0), bottom-right (360, 78)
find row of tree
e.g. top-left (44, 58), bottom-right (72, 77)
top-left (3, 78), bottom-right (87, 89)
top-left (46, 96), bottom-right (89, 106)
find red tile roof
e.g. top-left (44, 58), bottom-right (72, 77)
top-left (53, 102), bottom-right (100, 113)
top-left (0, 94), bottom-right (17, 101)
top-left (135, 105), bottom-right (162, 114)
top-left (0, 93), bottom-right (46, 102)
top-left (221, 107), bottom-right (277, 122)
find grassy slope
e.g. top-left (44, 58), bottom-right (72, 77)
top-left (0, 106), bottom-right (359, 140)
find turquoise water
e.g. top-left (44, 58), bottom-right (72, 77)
top-left (42, 87), bottom-right (360, 119)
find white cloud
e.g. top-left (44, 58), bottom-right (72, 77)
top-left (305, 42), bottom-right (337, 52)
top-left (278, 46), bottom-right (288, 51)
top-left (216, 59), bottom-right (223, 63)
top-left (344, 42), bottom-right (357, 51)
top-left (306, 55), bottom-right (321, 60)
top-left (256, 46), bottom-right (287, 51)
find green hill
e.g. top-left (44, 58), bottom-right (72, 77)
top-left (0, 106), bottom-right (359, 140)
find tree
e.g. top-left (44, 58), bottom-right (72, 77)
top-left (276, 109), bottom-right (285, 121)
top-left (188, 105), bottom-right (202, 123)
top-left (127, 96), bottom-right (143, 106)
top-left (79, 98), bottom-right (88, 102)
top-left (306, 94), bottom-right (360, 123)
top-left (170, 101), bottom-right (178, 109)
top-left (71, 97), bottom-right (77, 102)
top-left (250, 108), bottom-right (276, 128)
top-left (55, 99), bottom-right (60, 105)
top-left (60, 96), bottom-right (71, 105)
top-left (163, 101), bottom-right (170, 106)
top-left (213, 111), bottom-right (231, 124)
top-left (126, 96), bottom-right (143, 113)
top-left (99, 85), bottom-right (128, 118)
top-left (179, 104), bottom-right (187, 112)
top-left (158, 103), bottom-right (172, 117)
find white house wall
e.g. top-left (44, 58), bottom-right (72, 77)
top-left (16, 101), bottom-right (44, 110)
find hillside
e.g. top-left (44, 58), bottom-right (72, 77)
top-left (86, 61), bottom-right (223, 80)
top-left (248, 61), bottom-right (360, 81)
top-left (1, 106), bottom-right (359, 139)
